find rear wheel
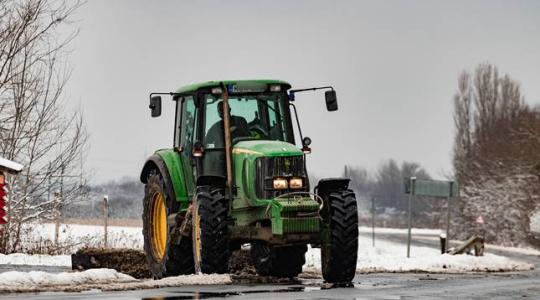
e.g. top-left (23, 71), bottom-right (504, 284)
top-left (143, 170), bottom-right (194, 278)
top-left (321, 189), bottom-right (358, 283)
top-left (192, 185), bottom-right (230, 274)
top-left (251, 243), bottom-right (307, 278)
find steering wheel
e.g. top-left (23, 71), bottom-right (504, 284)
top-left (249, 124), bottom-right (269, 139)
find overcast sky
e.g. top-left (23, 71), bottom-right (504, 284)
top-left (64, 0), bottom-right (540, 183)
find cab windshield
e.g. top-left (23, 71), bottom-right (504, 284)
top-left (203, 93), bottom-right (291, 149)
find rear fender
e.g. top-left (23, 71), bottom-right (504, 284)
top-left (140, 150), bottom-right (190, 210)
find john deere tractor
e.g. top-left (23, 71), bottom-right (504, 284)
top-left (141, 80), bottom-right (358, 283)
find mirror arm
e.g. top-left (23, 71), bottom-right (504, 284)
top-left (289, 86), bottom-right (334, 101)
top-left (290, 103), bottom-right (304, 145)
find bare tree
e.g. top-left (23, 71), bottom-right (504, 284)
top-left (452, 63), bottom-right (540, 246)
top-left (0, 0), bottom-right (86, 253)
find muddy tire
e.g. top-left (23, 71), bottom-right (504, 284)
top-left (251, 243), bottom-right (307, 278)
top-left (142, 170), bottom-right (194, 278)
top-left (193, 185), bottom-right (230, 274)
top-left (321, 189), bottom-right (358, 283)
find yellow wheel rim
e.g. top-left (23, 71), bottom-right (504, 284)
top-left (193, 203), bottom-right (202, 273)
top-left (151, 191), bottom-right (167, 260)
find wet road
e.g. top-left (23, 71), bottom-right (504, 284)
top-left (1, 231), bottom-right (539, 299)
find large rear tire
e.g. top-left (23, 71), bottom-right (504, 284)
top-left (192, 185), bottom-right (230, 274)
top-left (321, 189), bottom-right (358, 283)
top-left (142, 170), bottom-right (194, 278)
top-left (251, 243), bottom-right (307, 278)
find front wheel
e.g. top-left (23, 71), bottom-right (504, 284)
top-left (192, 185), bottom-right (230, 274)
top-left (321, 189), bottom-right (358, 283)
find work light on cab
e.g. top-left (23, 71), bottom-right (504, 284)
top-left (269, 84), bottom-right (281, 92)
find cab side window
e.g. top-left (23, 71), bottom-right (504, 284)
top-left (179, 96), bottom-right (196, 155)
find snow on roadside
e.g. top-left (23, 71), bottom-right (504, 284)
top-left (305, 234), bottom-right (533, 273)
top-left (0, 271), bottom-right (232, 293)
top-left (0, 268), bottom-right (134, 287)
top-left (0, 253), bottom-right (71, 266)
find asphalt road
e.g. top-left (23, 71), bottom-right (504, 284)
top-left (1, 231), bottom-right (539, 299)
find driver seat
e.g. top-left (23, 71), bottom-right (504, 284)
top-left (229, 115), bottom-right (250, 140)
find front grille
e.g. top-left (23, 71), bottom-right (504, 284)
top-left (256, 155), bottom-right (308, 199)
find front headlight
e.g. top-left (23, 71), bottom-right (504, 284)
top-left (273, 178), bottom-right (288, 189)
top-left (289, 177), bottom-right (303, 189)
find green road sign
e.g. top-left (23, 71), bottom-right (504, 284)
top-left (404, 177), bottom-right (458, 258)
top-left (404, 178), bottom-right (458, 198)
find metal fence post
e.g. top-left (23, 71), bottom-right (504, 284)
top-left (103, 195), bottom-right (109, 248)
top-left (407, 177), bottom-right (416, 258)
top-left (446, 181), bottom-right (453, 251)
top-left (371, 196), bottom-right (375, 247)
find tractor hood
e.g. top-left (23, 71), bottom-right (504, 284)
top-left (233, 140), bottom-right (303, 157)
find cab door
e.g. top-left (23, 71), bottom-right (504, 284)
top-left (175, 95), bottom-right (198, 198)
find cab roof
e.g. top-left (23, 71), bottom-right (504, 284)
top-left (175, 79), bottom-right (291, 94)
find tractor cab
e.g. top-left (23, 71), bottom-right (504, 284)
top-left (176, 81), bottom-right (296, 178)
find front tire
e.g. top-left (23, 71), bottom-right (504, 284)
top-left (321, 189), bottom-right (358, 283)
top-left (142, 170), bottom-right (194, 278)
top-left (192, 185), bottom-right (230, 274)
top-left (251, 243), bottom-right (307, 278)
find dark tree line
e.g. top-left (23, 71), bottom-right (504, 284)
top-left (65, 177), bottom-right (144, 220)
top-left (341, 160), bottom-right (444, 228)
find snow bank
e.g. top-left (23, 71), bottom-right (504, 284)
top-left (0, 253), bottom-right (71, 266)
top-left (0, 271), bottom-right (231, 293)
top-left (0, 269), bottom-right (232, 293)
top-left (0, 268), bottom-right (134, 287)
top-left (305, 234), bottom-right (533, 273)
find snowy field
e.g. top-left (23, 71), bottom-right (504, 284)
top-left (305, 234), bottom-right (534, 273)
top-left (18, 222), bottom-right (143, 253)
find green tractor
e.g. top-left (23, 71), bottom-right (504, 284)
top-left (140, 80), bottom-right (358, 283)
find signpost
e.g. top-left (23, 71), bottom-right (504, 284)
top-left (404, 177), bottom-right (458, 258)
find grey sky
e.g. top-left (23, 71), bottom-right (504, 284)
top-left (65, 0), bottom-right (540, 183)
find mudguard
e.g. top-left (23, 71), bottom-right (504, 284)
top-left (315, 178), bottom-right (350, 197)
top-left (140, 149), bottom-right (191, 210)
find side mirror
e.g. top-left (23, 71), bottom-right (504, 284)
top-left (325, 90), bottom-right (338, 111)
top-left (149, 96), bottom-right (162, 117)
